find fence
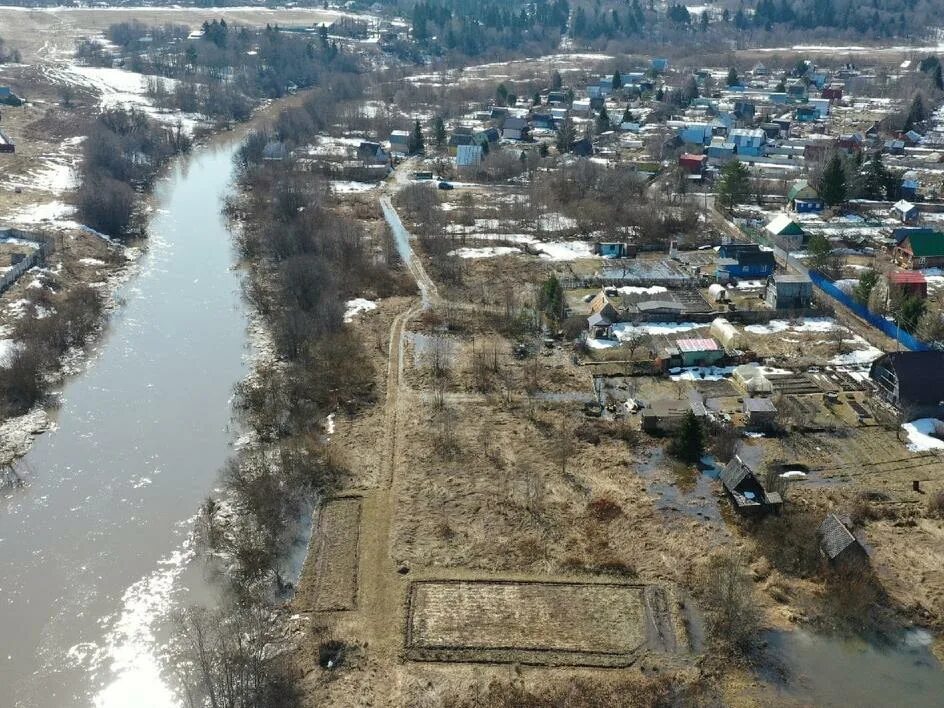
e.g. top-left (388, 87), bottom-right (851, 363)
top-left (0, 229), bottom-right (51, 296)
top-left (807, 270), bottom-right (929, 352)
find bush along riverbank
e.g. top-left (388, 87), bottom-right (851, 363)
top-left (168, 89), bottom-right (414, 704)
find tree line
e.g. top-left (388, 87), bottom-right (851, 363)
top-left (77, 107), bottom-right (191, 238)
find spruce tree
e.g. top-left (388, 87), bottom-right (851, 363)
top-left (409, 119), bottom-right (424, 154)
top-left (555, 116), bottom-right (576, 153)
top-left (716, 159), bottom-right (751, 212)
top-left (595, 105), bottom-right (611, 134)
top-left (819, 154), bottom-right (847, 206)
top-left (433, 116), bottom-right (446, 149)
top-left (612, 69), bottom-right (622, 89)
top-left (669, 410), bottom-right (704, 463)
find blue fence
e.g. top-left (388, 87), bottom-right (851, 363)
top-left (807, 270), bottom-right (930, 352)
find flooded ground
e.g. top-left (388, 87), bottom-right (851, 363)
top-left (765, 628), bottom-right (944, 707)
top-left (0, 142), bottom-right (248, 707)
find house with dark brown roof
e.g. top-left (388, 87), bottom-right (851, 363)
top-left (869, 351), bottom-right (944, 419)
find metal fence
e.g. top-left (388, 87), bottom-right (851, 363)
top-left (807, 270), bottom-right (929, 352)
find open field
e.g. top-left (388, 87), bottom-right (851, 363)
top-left (0, 6), bottom-right (361, 61)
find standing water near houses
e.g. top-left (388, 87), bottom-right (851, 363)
top-left (0, 141), bottom-right (249, 706)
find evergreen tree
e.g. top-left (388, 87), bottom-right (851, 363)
top-left (862, 152), bottom-right (890, 199)
top-left (538, 274), bottom-right (565, 322)
top-left (408, 119), bottom-right (424, 154)
top-left (726, 67), bottom-right (739, 86)
top-left (853, 269), bottom-right (879, 306)
top-left (716, 159), bottom-right (751, 211)
top-left (680, 76), bottom-right (699, 105)
top-left (551, 69), bottom-right (563, 89)
top-left (433, 115), bottom-right (446, 148)
top-left (935, 65), bottom-right (944, 92)
top-left (819, 154), bottom-right (847, 206)
top-left (496, 82), bottom-right (509, 106)
top-left (669, 409), bottom-right (704, 463)
top-left (595, 105), bottom-right (611, 134)
top-left (905, 92), bottom-right (928, 131)
top-left (612, 69), bottom-right (622, 89)
top-left (555, 115), bottom-right (576, 153)
top-left (622, 106), bottom-right (632, 124)
top-left (700, 9), bottom-right (709, 31)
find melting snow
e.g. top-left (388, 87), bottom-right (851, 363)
top-left (901, 419), bottom-right (944, 452)
top-left (343, 298), bottom-right (377, 322)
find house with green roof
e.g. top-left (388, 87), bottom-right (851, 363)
top-left (787, 180), bottom-right (823, 213)
top-left (765, 213), bottom-right (806, 250)
top-left (894, 229), bottom-right (944, 269)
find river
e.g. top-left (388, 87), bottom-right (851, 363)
top-left (1, 141), bottom-right (248, 707)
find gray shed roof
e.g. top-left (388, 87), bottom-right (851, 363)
top-left (720, 456), bottom-right (755, 491)
top-left (744, 397), bottom-right (777, 413)
top-left (818, 513), bottom-right (861, 560)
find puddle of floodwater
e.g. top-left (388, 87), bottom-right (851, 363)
top-left (763, 628), bottom-right (944, 708)
top-left (634, 448), bottom-right (727, 529)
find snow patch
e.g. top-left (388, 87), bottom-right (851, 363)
top-left (901, 419), bottom-right (944, 452)
top-left (343, 297), bottom-right (377, 322)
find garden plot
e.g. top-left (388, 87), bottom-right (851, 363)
top-left (406, 579), bottom-right (678, 667)
top-left (298, 497), bottom-right (362, 612)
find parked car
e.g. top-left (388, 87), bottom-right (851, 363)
top-left (438, 181), bottom-right (454, 190)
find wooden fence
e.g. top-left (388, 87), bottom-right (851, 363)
top-left (0, 229), bottom-right (51, 296)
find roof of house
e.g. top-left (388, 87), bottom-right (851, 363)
top-left (720, 456), bottom-right (756, 491)
top-left (766, 213), bottom-right (805, 236)
top-left (772, 273), bottom-right (812, 284)
top-left (389, 130), bottom-right (410, 140)
top-left (787, 180), bottom-right (819, 202)
top-left (636, 300), bottom-right (683, 313)
top-left (893, 199), bottom-right (917, 213)
top-left (448, 133), bottom-right (474, 147)
top-left (818, 513), bottom-right (861, 560)
top-left (744, 397), bottom-right (777, 413)
top-left (888, 270), bottom-right (927, 285)
top-left (456, 144), bottom-right (483, 166)
top-left (503, 117), bottom-right (527, 130)
top-left (870, 351), bottom-right (944, 406)
top-left (902, 230), bottom-right (944, 258)
top-left (588, 312), bottom-right (611, 327)
top-left (676, 337), bottom-right (720, 353)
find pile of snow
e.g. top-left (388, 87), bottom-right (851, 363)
top-left (611, 321), bottom-right (705, 338)
top-left (829, 344), bottom-right (883, 366)
top-left (330, 181), bottom-right (378, 194)
top-left (617, 285), bottom-right (668, 295)
top-left (537, 212), bottom-right (578, 231)
top-left (745, 318), bottom-right (839, 335)
top-left (343, 298), bottom-right (377, 323)
top-left (669, 366), bottom-right (736, 381)
top-left (448, 246), bottom-right (521, 259)
top-left (901, 418), bottom-right (944, 452)
top-left (535, 240), bottom-right (593, 260)
top-left (586, 337), bottom-right (620, 350)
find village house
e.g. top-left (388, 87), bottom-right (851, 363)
top-left (456, 144), bottom-right (484, 168)
top-left (641, 391), bottom-right (707, 433)
top-left (765, 273), bottom-right (813, 310)
top-left (728, 128), bottom-right (766, 157)
top-left (678, 153), bottom-right (708, 175)
top-left (817, 514), bottom-right (868, 569)
top-left (715, 243), bottom-right (776, 282)
top-left (787, 180), bottom-right (823, 213)
top-left (765, 213), bottom-right (806, 251)
top-left (389, 129), bottom-right (411, 155)
top-left (501, 117), bottom-right (528, 141)
top-left (720, 456), bottom-right (783, 516)
top-left (357, 140), bottom-right (389, 164)
top-left (870, 351), bottom-right (944, 419)
top-left (893, 229), bottom-right (944, 268)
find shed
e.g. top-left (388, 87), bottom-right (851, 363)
top-left (891, 199), bottom-right (919, 224)
top-left (720, 456), bottom-right (782, 516)
top-left (818, 514), bottom-right (868, 568)
top-left (635, 300), bottom-right (683, 316)
top-left (502, 117), bottom-right (528, 141)
top-left (765, 273), bottom-right (813, 310)
top-left (744, 397), bottom-right (777, 429)
top-left (587, 312), bottom-right (613, 339)
top-left (888, 270), bottom-right (928, 299)
top-left (674, 337), bottom-right (724, 367)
